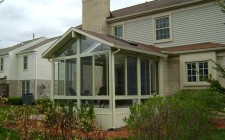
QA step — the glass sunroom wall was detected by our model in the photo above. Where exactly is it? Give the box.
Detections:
[54,60,65,96]
[55,38,78,57]
[114,53,159,108]
[53,34,110,108]
[95,54,108,96]
[81,56,93,96]
[66,59,77,96]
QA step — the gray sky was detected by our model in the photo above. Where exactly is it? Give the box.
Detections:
[0,0,147,48]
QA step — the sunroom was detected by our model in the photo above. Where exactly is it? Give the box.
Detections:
[42,28,167,129]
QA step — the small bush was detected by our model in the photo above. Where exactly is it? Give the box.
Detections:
[34,98,52,114]
[0,97,8,105]
[125,89,221,140]
[7,97,22,105]
[34,98,51,105]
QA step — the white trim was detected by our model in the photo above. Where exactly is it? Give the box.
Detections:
[180,52,217,88]
[112,24,124,39]
[42,27,167,59]
[23,55,28,71]
[153,13,173,44]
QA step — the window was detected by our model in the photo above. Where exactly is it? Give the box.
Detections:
[154,15,171,42]
[186,61,208,83]
[0,58,3,72]
[23,56,28,70]
[141,59,158,95]
[66,59,77,96]
[113,25,123,38]
[81,56,93,96]
[127,56,137,95]
[22,81,30,94]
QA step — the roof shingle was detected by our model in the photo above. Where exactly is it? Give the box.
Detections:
[0,37,44,55]
[81,29,161,53]
[161,42,225,53]
[110,0,201,19]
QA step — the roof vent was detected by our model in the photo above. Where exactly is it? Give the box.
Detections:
[129,42,138,46]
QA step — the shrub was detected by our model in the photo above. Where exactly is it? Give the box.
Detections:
[34,98,51,105]
[0,97,8,105]
[7,97,22,105]
[34,98,52,114]
[175,89,225,113]
[125,89,220,140]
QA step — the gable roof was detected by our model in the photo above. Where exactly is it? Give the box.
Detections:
[42,27,167,58]
[19,37,60,53]
[0,37,45,56]
[81,29,161,53]
[161,42,225,54]
[108,0,208,22]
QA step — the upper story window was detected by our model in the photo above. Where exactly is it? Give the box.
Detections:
[113,25,123,39]
[23,56,28,70]
[186,61,208,83]
[0,58,3,72]
[154,15,172,43]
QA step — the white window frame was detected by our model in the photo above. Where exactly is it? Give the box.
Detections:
[112,24,124,39]
[153,14,172,43]
[186,61,209,83]
[22,81,30,94]
[0,57,3,72]
[23,55,28,70]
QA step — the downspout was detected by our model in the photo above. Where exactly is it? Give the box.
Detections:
[112,48,120,129]
[35,52,38,99]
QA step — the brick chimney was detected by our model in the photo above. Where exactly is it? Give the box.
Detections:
[82,0,110,34]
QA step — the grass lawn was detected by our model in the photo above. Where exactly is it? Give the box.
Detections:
[210,129,225,140]
[0,126,20,140]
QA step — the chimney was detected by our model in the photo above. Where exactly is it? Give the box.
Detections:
[82,0,110,34]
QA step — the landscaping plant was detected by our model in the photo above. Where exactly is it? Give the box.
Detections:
[125,89,224,140]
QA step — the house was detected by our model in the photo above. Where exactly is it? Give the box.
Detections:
[42,0,225,129]
[0,37,59,99]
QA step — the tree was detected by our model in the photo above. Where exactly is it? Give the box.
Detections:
[217,0,225,12]
[206,59,225,94]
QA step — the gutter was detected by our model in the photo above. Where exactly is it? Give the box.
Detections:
[107,0,207,23]
[114,44,168,57]
[0,53,9,56]
[160,46,225,55]
[35,52,38,100]
[16,50,36,55]
[111,48,120,129]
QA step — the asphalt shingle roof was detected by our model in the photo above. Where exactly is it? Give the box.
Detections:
[110,0,200,19]
[0,37,44,55]
[161,42,225,53]
[21,36,60,52]
[81,29,161,53]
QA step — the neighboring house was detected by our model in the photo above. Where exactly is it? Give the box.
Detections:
[42,0,225,129]
[0,37,59,99]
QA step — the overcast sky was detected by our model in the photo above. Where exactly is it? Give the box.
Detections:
[0,0,148,48]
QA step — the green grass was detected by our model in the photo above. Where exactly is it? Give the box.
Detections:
[210,129,225,140]
[0,126,20,140]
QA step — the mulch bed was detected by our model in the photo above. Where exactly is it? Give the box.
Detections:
[3,118,225,139]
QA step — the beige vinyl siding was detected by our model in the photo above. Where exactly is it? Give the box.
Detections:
[18,54,36,80]
[108,25,112,35]
[8,38,46,80]
[109,3,225,48]
[124,18,153,44]
[36,41,55,80]
[157,4,225,48]
[0,56,9,78]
